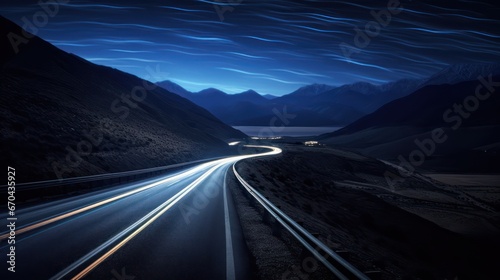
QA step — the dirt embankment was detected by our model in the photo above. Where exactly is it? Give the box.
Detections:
[230,144,500,279]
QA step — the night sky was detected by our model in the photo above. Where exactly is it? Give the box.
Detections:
[2,0,500,95]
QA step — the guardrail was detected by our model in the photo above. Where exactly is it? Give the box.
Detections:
[0,156,225,203]
[232,164,370,280]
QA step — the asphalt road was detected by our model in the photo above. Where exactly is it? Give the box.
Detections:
[0,146,281,280]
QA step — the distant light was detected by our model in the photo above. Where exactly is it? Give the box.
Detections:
[228,141,241,146]
[304,141,319,146]
[250,136,282,140]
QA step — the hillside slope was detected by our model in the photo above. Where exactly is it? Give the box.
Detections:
[321,76,500,173]
[0,16,246,182]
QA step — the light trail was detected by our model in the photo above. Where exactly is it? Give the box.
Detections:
[67,162,227,280]
[67,145,281,279]
[0,160,220,241]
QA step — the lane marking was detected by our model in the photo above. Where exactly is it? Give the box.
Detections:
[223,169,236,280]
[1,146,282,240]
[61,147,282,279]
[51,163,224,280]
[0,162,217,241]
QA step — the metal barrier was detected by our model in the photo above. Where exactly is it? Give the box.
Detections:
[232,164,370,280]
[0,156,225,203]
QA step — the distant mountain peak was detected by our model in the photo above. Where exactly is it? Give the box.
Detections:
[197,88,228,96]
[156,80,191,97]
[350,81,373,86]
[333,81,380,96]
[157,80,176,86]
[425,63,500,86]
[289,83,336,96]
[233,89,268,103]
[238,89,260,96]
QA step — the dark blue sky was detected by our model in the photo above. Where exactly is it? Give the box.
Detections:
[2,0,500,95]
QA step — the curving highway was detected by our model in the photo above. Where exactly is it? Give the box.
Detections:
[0,146,281,280]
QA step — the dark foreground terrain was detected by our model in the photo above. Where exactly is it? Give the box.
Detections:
[231,144,500,279]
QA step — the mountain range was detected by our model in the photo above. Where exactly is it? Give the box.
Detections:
[321,70,500,173]
[3,11,499,179]
[157,62,500,173]
[158,63,500,127]
[0,16,245,182]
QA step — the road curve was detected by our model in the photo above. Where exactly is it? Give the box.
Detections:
[0,146,281,280]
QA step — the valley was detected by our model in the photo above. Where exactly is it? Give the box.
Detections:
[1,1,500,279]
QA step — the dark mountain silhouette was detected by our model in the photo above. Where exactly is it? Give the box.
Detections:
[158,79,424,126]
[321,75,500,173]
[263,94,278,100]
[188,88,270,124]
[308,79,424,114]
[155,80,191,98]
[158,65,500,128]
[423,63,500,87]
[258,79,424,126]
[0,16,246,182]
[155,83,272,125]
[286,83,336,97]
